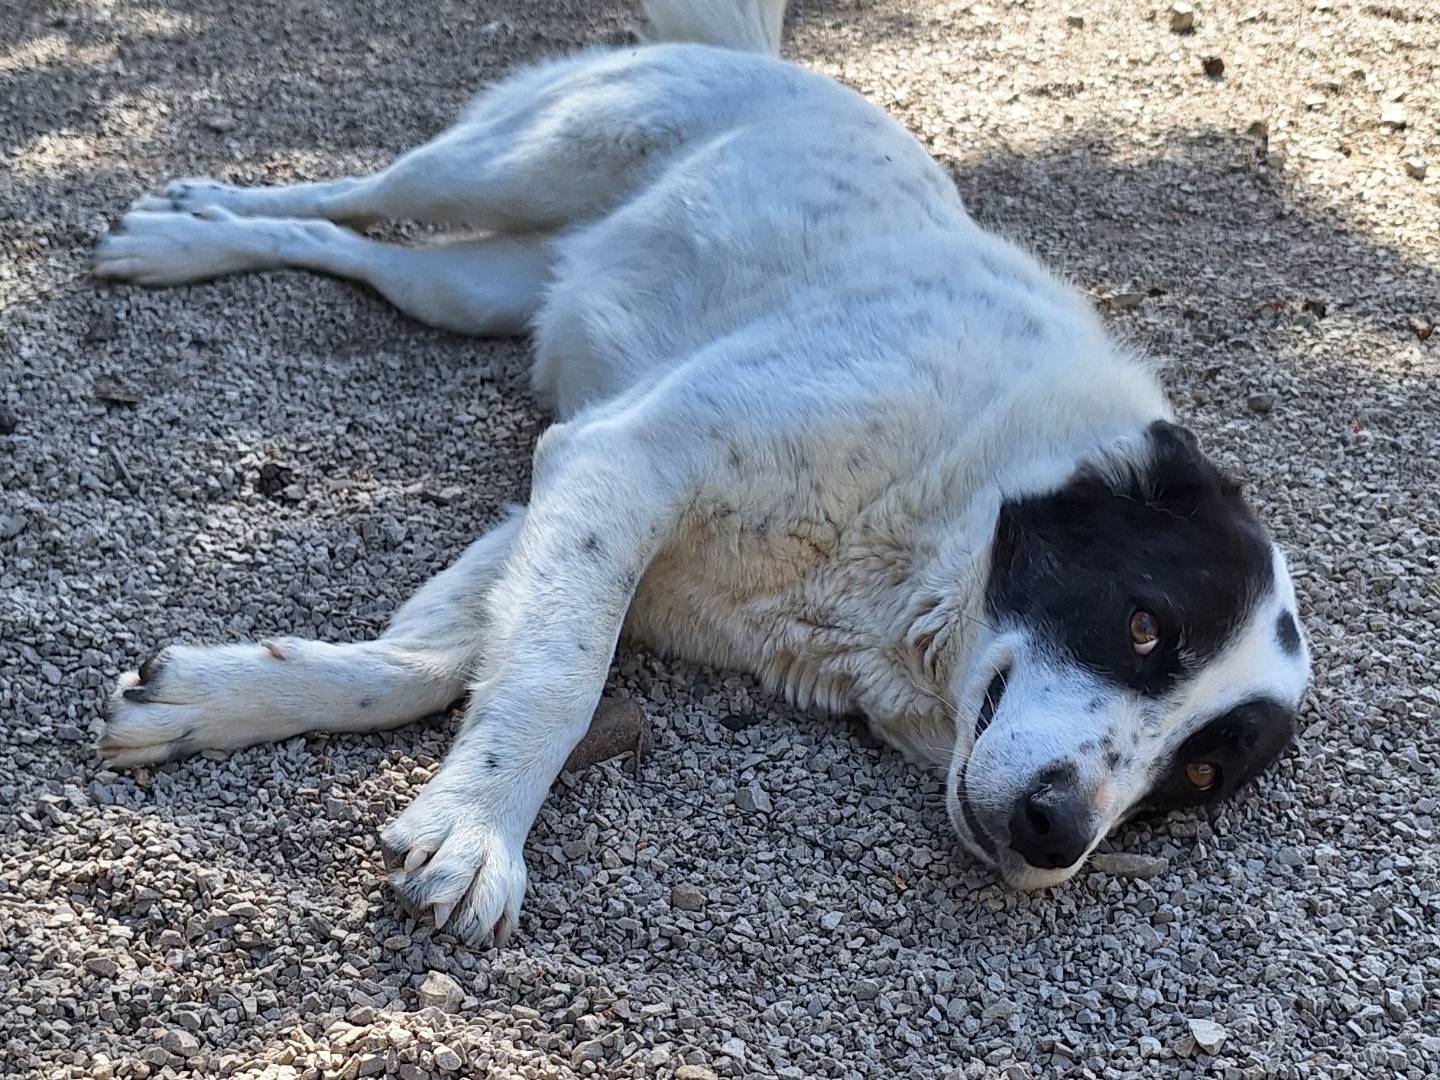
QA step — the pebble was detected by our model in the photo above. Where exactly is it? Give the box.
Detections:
[1380,103,1408,129]
[1404,158,1427,180]
[160,1030,200,1056]
[1188,1019,1228,1054]
[1169,2,1195,33]
[416,972,464,1013]
[1089,852,1169,879]
[1246,391,1276,414]
[204,113,238,133]
[430,1044,462,1072]
[670,883,707,912]
[571,1040,605,1065]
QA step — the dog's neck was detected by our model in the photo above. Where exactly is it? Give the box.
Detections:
[854,347,1173,766]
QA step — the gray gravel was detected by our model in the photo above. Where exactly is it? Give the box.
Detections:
[3,0,1439,1077]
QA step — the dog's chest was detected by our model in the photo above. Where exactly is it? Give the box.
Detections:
[623,452,956,759]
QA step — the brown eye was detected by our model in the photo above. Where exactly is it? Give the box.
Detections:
[1185,762,1218,791]
[1130,610,1160,655]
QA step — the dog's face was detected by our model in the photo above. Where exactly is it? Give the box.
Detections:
[946,421,1310,888]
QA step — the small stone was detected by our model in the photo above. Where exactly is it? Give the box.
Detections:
[1380,103,1408,129]
[1066,13,1084,27]
[675,1068,718,1080]
[421,485,466,505]
[1111,291,1145,310]
[670,883,707,912]
[204,113,238,133]
[431,1044,462,1072]
[93,375,143,405]
[1246,391,1276,414]
[1202,56,1224,78]
[854,979,881,1002]
[416,971,464,1013]
[571,1040,605,1065]
[1139,1035,1163,1059]
[819,910,844,930]
[84,957,119,978]
[0,404,17,435]
[356,1054,386,1077]
[735,781,773,813]
[1090,852,1169,880]
[1404,158,1427,180]
[161,1030,200,1056]
[1169,2,1195,33]
[0,513,26,540]
[1188,1018,1228,1054]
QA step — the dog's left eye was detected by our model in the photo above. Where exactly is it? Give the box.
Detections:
[1185,762,1218,791]
[1129,610,1160,655]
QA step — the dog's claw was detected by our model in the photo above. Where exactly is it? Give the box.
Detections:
[404,846,430,873]
[432,902,454,930]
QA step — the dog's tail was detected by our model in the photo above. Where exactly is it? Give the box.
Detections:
[641,0,787,55]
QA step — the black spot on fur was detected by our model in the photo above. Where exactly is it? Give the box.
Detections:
[985,421,1274,695]
[485,755,499,770]
[1276,611,1301,655]
[582,533,603,558]
[1105,749,1122,770]
[358,698,373,709]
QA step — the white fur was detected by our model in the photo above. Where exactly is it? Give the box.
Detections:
[95,0,1306,944]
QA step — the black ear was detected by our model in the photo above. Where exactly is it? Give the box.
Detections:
[1144,421,1243,509]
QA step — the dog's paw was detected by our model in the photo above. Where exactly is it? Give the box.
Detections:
[94,207,254,287]
[129,178,249,215]
[99,648,206,767]
[98,641,292,767]
[382,781,528,949]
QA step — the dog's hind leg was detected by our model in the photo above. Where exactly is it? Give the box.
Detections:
[99,513,522,768]
[94,208,551,336]
[129,48,792,232]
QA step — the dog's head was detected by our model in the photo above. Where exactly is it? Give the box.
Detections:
[946,420,1309,888]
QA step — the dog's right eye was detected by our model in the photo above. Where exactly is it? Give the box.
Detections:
[1129,610,1160,655]
[1184,762,1218,792]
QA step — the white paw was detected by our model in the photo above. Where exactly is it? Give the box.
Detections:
[98,641,292,767]
[93,206,254,287]
[381,775,529,948]
[130,177,251,215]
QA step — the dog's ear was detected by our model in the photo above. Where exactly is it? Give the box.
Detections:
[1142,421,1245,510]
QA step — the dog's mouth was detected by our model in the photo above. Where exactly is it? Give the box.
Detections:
[955,667,1011,861]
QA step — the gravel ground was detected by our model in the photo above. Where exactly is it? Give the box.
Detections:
[3,1,1438,1077]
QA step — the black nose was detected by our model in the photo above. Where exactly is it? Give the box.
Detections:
[1008,774,1095,870]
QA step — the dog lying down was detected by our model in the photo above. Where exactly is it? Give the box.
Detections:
[94,0,1310,945]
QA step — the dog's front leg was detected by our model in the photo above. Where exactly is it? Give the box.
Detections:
[379,417,688,947]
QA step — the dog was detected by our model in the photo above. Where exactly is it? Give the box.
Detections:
[94,0,1311,946]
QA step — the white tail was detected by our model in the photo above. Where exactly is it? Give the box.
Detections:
[641,0,788,55]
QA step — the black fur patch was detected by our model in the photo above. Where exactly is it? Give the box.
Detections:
[1134,697,1295,815]
[1276,611,1301,655]
[985,421,1274,695]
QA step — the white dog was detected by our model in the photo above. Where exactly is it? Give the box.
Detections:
[95,0,1310,946]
